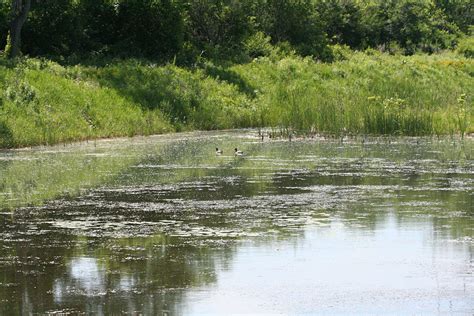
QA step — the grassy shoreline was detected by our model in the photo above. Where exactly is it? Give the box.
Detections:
[0,51,472,149]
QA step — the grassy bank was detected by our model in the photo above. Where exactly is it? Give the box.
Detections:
[0,59,173,148]
[233,51,473,137]
[0,51,472,148]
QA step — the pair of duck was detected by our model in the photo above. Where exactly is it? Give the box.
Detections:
[216,148,244,156]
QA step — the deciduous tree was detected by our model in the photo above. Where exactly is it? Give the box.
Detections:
[5,0,31,58]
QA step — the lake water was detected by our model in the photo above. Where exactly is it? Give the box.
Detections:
[0,131,473,315]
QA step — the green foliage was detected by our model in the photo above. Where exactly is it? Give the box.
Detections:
[75,0,119,53]
[232,52,473,136]
[329,44,353,61]
[0,58,172,147]
[0,0,472,61]
[250,0,330,58]
[244,31,274,59]
[3,33,11,57]
[455,93,470,138]
[23,0,81,56]
[434,0,474,34]
[82,60,256,130]
[0,1,9,50]
[456,36,474,58]
[0,56,257,147]
[362,0,460,54]
[3,62,37,106]
[184,0,251,61]
[315,0,365,48]
[114,0,183,59]
[0,0,472,149]
[0,52,472,148]
[5,80,37,105]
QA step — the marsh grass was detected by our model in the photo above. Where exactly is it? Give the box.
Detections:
[0,52,472,148]
[233,52,473,137]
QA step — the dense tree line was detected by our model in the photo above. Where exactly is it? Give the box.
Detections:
[0,0,472,62]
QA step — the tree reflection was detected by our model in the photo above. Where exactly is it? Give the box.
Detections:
[0,133,472,313]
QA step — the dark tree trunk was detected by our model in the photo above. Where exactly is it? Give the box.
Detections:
[5,0,31,58]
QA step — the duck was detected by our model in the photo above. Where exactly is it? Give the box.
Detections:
[234,148,244,156]
[215,148,223,155]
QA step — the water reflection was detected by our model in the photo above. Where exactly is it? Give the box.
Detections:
[0,131,473,314]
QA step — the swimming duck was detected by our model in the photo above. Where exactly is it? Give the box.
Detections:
[234,148,244,156]
[215,148,223,155]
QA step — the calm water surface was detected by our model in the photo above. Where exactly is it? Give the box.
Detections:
[0,131,473,315]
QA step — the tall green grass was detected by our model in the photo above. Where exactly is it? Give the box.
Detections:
[0,58,258,148]
[77,60,257,130]
[0,59,173,147]
[233,51,473,137]
[0,51,472,148]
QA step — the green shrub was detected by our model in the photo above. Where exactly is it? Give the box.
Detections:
[244,31,274,59]
[5,81,37,106]
[457,36,474,58]
[329,44,353,61]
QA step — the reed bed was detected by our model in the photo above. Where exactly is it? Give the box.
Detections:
[234,51,473,137]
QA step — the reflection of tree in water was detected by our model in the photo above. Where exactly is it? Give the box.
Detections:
[0,214,75,315]
[0,134,472,313]
[0,209,242,314]
[50,236,239,315]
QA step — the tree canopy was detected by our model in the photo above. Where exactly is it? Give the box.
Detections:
[0,0,472,61]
